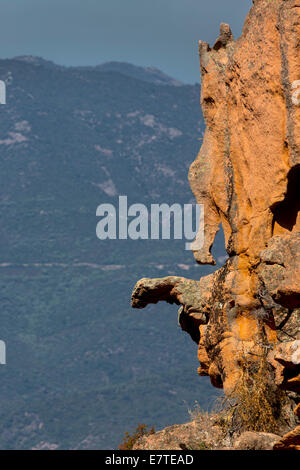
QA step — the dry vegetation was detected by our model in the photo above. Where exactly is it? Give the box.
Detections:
[214,355,285,436]
[118,424,155,450]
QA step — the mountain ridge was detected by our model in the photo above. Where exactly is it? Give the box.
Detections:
[0,56,223,449]
[9,56,187,86]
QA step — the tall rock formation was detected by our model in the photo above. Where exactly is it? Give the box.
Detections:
[131,0,300,439]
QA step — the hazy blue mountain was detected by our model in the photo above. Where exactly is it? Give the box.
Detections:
[0,57,225,449]
[12,57,184,86]
[92,61,184,86]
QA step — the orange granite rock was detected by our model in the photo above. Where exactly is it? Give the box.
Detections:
[131,0,300,433]
[273,425,300,451]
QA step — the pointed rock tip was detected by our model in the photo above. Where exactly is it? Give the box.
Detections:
[212,23,234,51]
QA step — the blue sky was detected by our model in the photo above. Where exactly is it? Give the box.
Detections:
[0,0,252,83]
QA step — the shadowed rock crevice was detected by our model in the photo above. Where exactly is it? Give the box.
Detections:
[272,165,300,233]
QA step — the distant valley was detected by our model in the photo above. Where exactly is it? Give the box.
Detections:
[0,57,224,449]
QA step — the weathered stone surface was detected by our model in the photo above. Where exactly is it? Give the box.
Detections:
[191,1,300,268]
[131,0,300,443]
[273,425,300,450]
[233,431,281,451]
[131,276,212,343]
[132,415,228,450]
[259,233,300,309]
[132,418,282,451]
[269,340,300,392]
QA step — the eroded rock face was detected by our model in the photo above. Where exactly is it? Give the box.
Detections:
[273,425,300,451]
[233,431,282,451]
[258,233,300,310]
[131,0,300,434]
